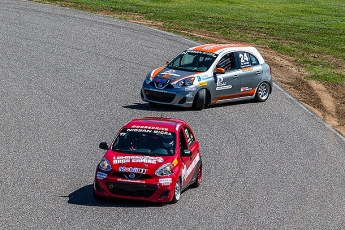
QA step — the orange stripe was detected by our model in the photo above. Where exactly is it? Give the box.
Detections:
[151,66,165,78]
[192,44,248,53]
[213,88,256,103]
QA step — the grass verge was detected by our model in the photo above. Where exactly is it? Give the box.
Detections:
[32,0,344,83]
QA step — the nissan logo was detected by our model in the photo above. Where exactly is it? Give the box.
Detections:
[128,173,135,179]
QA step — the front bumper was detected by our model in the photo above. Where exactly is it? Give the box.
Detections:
[93,170,178,203]
[141,82,197,108]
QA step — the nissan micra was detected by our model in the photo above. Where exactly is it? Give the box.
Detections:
[141,44,272,110]
[93,117,202,204]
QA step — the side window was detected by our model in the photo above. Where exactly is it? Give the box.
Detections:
[179,129,188,151]
[216,53,235,71]
[249,53,259,66]
[238,52,259,68]
[183,127,195,146]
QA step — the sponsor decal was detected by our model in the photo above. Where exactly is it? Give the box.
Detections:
[117,178,145,183]
[197,75,212,81]
[216,85,233,90]
[185,86,196,91]
[113,156,164,164]
[96,172,107,180]
[241,67,253,72]
[154,78,171,84]
[147,89,168,93]
[182,154,200,181]
[159,178,172,186]
[161,69,180,77]
[131,125,168,131]
[199,81,207,86]
[119,166,147,174]
[216,76,232,90]
[185,92,194,98]
[241,87,253,92]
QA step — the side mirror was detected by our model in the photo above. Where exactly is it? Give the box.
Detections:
[215,67,225,74]
[182,149,192,156]
[166,60,171,64]
[99,142,109,150]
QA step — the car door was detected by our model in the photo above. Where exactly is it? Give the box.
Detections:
[179,126,200,188]
[213,52,242,99]
[236,51,263,96]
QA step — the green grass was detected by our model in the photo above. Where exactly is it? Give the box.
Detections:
[34,0,345,83]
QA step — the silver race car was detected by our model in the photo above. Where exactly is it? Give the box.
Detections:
[141,44,272,110]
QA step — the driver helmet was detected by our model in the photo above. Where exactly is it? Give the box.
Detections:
[162,135,174,148]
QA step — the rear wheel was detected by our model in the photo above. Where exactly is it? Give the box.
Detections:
[192,162,202,188]
[255,82,270,102]
[194,89,206,110]
[170,179,181,204]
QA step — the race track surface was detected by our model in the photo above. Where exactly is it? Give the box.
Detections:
[1,0,345,229]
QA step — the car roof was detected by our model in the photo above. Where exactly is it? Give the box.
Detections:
[189,44,257,55]
[123,117,187,132]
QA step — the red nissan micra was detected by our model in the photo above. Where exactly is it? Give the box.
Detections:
[93,117,202,203]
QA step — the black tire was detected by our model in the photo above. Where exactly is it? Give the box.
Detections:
[254,82,270,102]
[191,162,202,188]
[170,178,181,204]
[149,102,158,107]
[194,89,206,110]
[93,188,104,201]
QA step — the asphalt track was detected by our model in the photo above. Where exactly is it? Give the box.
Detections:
[1,0,345,229]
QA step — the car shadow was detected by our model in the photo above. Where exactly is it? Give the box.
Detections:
[124,100,258,112]
[67,184,166,207]
[122,103,189,112]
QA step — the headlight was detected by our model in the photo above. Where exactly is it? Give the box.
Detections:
[155,163,174,176]
[176,77,195,87]
[145,73,152,84]
[98,157,112,172]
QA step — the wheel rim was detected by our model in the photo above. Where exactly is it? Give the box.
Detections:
[174,180,181,200]
[197,165,202,184]
[258,83,269,100]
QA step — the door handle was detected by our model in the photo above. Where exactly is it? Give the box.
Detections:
[256,71,261,75]
[233,75,238,79]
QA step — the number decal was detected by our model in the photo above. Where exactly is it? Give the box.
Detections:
[239,53,249,63]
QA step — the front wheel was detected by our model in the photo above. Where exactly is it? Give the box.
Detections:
[194,89,206,110]
[93,188,104,201]
[191,162,202,188]
[170,179,181,204]
[254,82,270,102]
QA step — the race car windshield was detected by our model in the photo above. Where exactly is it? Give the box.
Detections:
[167,51,217,72]
[111,128,176,156]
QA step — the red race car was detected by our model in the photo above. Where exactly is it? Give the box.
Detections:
[93,117,202,203]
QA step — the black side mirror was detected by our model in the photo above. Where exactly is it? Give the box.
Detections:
[182,149,192,156]
[99,142,109,150]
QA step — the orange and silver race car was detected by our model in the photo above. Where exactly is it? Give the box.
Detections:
[141,44,272,110]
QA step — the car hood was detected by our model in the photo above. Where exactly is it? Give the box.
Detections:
[150,66,200,83]
[104,150,174,170]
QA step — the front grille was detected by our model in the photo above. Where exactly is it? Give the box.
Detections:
[145,90,175,103]
[112,172,153,180]
[149,82,174,89]
[106,182,157,198]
